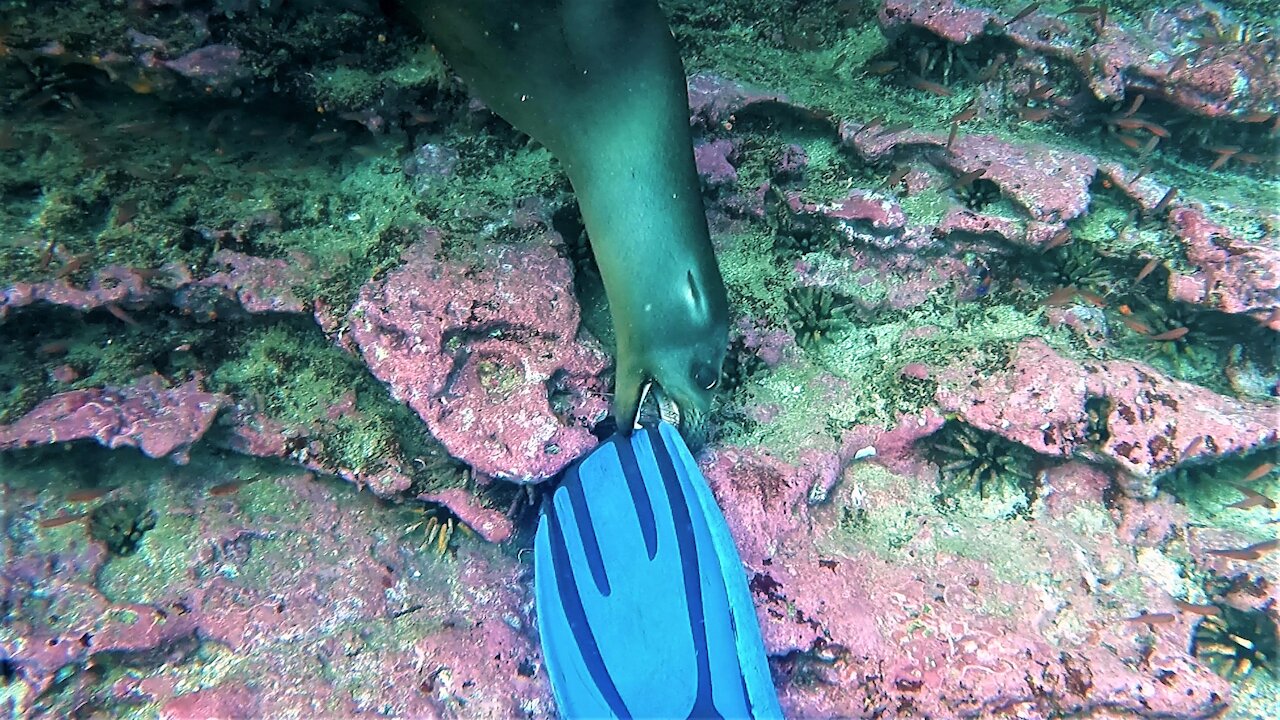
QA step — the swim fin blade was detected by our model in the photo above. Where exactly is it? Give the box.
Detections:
[534,422,783,719]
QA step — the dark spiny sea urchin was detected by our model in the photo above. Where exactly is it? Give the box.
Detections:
[957,177,1001,212]
[1045,240,1114,294]
[785,286,856,350]
[719,337,766,393]
[765,185,842,261]
[88,500,156,556]
[927,421,1038,502]
[1192,606,1277,681]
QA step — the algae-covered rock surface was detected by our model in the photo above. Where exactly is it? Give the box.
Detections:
[2,1,1277,717]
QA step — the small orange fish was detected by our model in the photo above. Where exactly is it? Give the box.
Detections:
[1077,289,1106,308]
[1226,486,1276,510]
[1043,228,1073,251]
[1045,286,1078,306]
[38,513,87,529]
[1122,94,1146,117]
[874,123,913,136]
[1206,548,1261,561]
[209,481,243,497]
[67,487,113,503]
[1244,539,1278,555]
[1006,2,1042,26]
[951,102,979,125]
[1136,120,1170,138]
[1109,116,1149,131]
[1181,436,1205,457]
[1241,462,1275,483]
[1152,184,1177,212]
[1125,612,1176,625]
[105,303,140,327]
[1134,257,1160,284]
[1121,317,1152,335]
[1173,600,1221,617]
[1207,151,1237,172]
[1148,326,1188,342]
[37,340,71,356]
[863,60,900,76]
[1017,106,1053,122]
[1115,133,1144,151]
[905,75,953,97]
[951,168,987,190]
[881,165,910,190]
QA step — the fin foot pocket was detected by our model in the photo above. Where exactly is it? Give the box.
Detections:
[535,422,783,719]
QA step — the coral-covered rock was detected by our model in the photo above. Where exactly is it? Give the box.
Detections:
[419,488,513,543]
[842,125,1097,225]
[686,73,791,129]
[881,0,1280,118]
[0,375,227,463]
[820,190,908,239]
[933,338,1279,493]
[693,138,739,188]
[188,249,314,315]
[1164,207,1280,319]
[0,464,548,719]
[3,249,316,323]
[702,446,1232,718]
[0,265,164,321]
[349,229,609,483]
[941,135,1097,223]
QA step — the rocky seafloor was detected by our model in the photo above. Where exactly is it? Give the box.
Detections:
[1,1,1277,718]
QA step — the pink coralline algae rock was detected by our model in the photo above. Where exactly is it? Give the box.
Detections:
[1164,207,1280,319]
[693,138,739,188]
[820,190,907,239]
[941,135,1097,223]
[0,265,162,321]
[935,207,1065,250]
[933,338,1278,492]
[192,249,314,314]
[701,447,1230,719]
[839,127,1096,225]
[1,467,550,718]
[350,230,609,483]
[218,400,416,500]
[881,0,1280,118]
[419,489,513,543]
[2,581,202,700]
[0,375,227,463]
[686,72,790,129]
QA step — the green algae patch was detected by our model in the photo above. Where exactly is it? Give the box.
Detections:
[208,319,434,481]
[717,228,792,323]
[309,48,446,109]
[98,510,201,605]
[820,462,933,557]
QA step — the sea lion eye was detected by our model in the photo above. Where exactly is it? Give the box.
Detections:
[692,362,719,391]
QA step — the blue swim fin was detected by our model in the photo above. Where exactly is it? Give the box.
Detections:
[534,422,782,719]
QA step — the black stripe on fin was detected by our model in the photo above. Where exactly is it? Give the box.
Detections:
[546,491,632,719]
[615,432,659,560]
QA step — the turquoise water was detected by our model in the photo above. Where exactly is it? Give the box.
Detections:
[1,1,1276,718]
